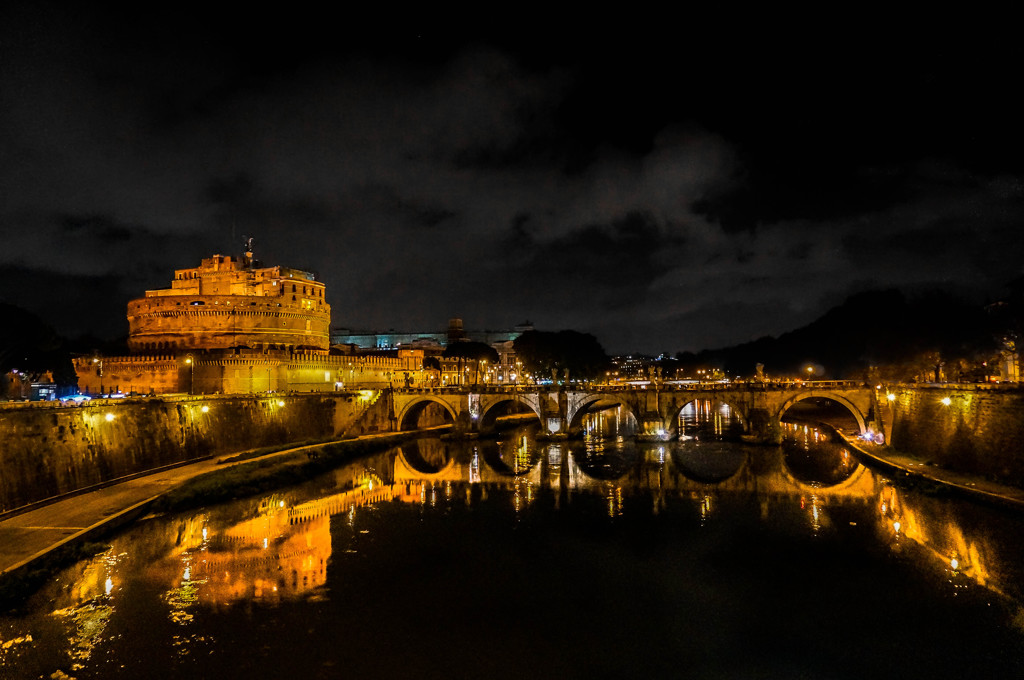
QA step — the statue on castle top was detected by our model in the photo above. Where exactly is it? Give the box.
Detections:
[242,236,255,267]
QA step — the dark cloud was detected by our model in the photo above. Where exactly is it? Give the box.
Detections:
[60,215,133,243]
[0,265,130,340]
[2,10,1024,353]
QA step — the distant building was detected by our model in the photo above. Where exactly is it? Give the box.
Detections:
[332,319,533,386]
[332,318,533,351]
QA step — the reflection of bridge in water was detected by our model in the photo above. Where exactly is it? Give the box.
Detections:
[386,433,879,510]
[276,427,880,529]
[50,426,1016,626]
[388,382,883,441]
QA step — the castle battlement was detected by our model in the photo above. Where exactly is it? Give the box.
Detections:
[127,253,330,353]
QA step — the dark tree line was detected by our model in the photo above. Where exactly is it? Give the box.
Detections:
[513,330,609,381]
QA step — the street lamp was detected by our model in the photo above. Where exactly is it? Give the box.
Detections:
[185,354,194,395]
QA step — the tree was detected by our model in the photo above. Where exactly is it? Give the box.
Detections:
[443,341,499,386]
[513,330,609,382]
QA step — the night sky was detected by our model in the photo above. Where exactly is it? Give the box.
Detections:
[2,8,1023,354]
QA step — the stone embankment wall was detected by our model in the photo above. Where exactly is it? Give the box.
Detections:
[0,392,392,513]
[888,385,1024,486]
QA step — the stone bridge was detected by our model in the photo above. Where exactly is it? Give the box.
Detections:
[387,381,882,442]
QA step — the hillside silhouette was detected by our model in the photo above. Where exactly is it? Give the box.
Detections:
[675,289,1003,380]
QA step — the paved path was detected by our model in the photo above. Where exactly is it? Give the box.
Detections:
[0,459,217,578]
[840,434,1024,510]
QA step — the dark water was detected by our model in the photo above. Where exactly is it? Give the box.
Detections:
[3,405,1024,679]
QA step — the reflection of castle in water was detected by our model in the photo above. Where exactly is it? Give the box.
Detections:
[51,422,1022,628]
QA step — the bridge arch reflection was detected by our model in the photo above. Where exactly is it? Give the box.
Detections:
[669,443,747,484]
[571,445,638,480]
[484,434,542,476]
[779,423,862,487]
[397,438,456,475]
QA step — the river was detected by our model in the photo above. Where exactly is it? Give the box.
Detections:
[2,402,1023,678]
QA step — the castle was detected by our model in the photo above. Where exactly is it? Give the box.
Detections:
[74,247,431,395]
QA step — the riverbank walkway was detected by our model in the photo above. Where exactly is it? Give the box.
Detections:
[2,432,1024,584]
[0,432,414,582]
[841,435,1024,511]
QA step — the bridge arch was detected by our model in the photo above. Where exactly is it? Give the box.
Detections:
[566,394,639,433]
[775,391,867,434]
[478,395,543,430]
[672,396,748,439]
[396,396,458,431]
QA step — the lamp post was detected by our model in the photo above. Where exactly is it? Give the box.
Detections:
[185,354,194,395]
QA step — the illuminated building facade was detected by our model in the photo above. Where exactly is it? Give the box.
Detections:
[332,318,533,351]
[73,248,434,395]
[128,252,330,353]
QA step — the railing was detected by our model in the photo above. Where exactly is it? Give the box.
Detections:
[387,380,870,395]
[7,380,1020,412]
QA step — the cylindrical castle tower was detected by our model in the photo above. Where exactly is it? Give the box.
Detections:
[127,253,331,353]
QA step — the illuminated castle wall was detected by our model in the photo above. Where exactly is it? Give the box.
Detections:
[127,253,330,353]
[73,250,434,395]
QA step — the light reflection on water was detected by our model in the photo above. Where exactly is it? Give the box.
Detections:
[2,417,1024,678]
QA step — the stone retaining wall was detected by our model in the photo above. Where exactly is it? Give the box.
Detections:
[888,385,1024,486]
[0,393,378,512]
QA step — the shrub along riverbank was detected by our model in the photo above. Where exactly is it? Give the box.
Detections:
[151,429,440,513]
